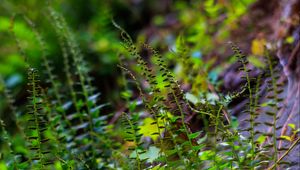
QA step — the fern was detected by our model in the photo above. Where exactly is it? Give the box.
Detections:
[115,25,299,169]
[116,23,215,168]
[121,112,148,170]
[0,120,18,169]
[25,16,72,124]
[5,8,116,169]
[229,43,299,169]
[25,67,56,168]
[1,2,299,169]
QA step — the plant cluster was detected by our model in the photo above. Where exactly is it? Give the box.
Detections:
[0,7,116,170]
[0,4,299,170]
[111,25,299,169]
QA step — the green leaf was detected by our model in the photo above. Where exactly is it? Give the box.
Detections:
[188,131,201,139]
[143,146,160,163]
[279,136,291,141]
[248,55,265,68]
[165,149,177,156]
[139,117,163,141]
[76,100,84,109]
[199,150,214,161]
[54,161,63,170]
[256,135,266,144]
[0,162,7,170]
[285,36,294,44]
[121,90,132,100]
[149,164,165,170]
[129,101,137,112]
[288,123,295,130]
[230,116,239,129]
[192,145,204,151]
[170,116,180,123]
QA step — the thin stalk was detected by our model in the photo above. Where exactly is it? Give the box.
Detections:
[213,105,223,169]
[123,113,142,170]
[267,53,279,166]
[267,138,300,170]
[29,69,43,168]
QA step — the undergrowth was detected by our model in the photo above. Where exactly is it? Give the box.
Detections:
[112,23,299,170]
[0,8,299,170]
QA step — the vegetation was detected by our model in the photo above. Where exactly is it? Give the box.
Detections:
[0,0,299,169]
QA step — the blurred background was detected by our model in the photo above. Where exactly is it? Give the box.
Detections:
[0,0,256,116]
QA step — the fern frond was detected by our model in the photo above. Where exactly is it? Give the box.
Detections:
[263,49,284,168]
[121,112,147,170]
[26,67,56,168]
[0,120,19,169]
[23,15,74,129]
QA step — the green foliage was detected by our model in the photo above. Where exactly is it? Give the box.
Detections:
[113,25,299,169]
[0,1,299,170]
[0,7,117,169]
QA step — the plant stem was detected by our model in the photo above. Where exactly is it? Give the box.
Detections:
[267,138,300,170]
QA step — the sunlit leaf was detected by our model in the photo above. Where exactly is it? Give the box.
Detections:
[285,36,294,44]
[288,123,296,130]
[199,150,214,161]
[251,38,266,56]
[0,162,7,170]
[279,135,292,142]
[256,135,266,144]
[139,117,164,141]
